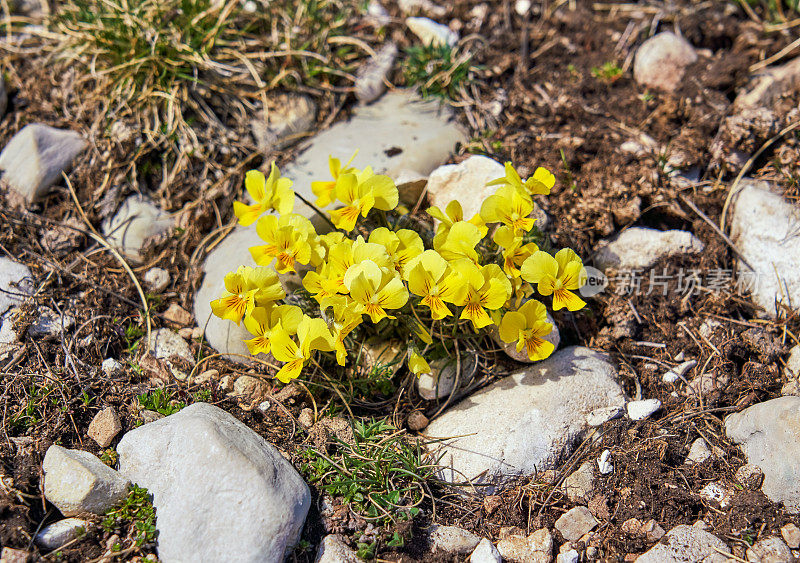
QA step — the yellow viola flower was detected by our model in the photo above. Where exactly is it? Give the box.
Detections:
[311,152,358,208]
[493,226,539,278]
[487,161,555,198]
[456,263,512,329]
[270,316,335,383]
[210,266,285,324]
[520,249,587,311]
[304,237,392,304]
[408,352,431,377]
[329,173,376,231]
[498,299,555,361]
[368,228,424,276]
[406,250,465,319]
[250,214,316,273]
[233,163,295,226]
[242,304,303,355]
[329,302,363,366]
[433,221,483,265]
[343,260,409,323]
[428,200,487,248]
[412,320,433,345]
[480,185,536,234]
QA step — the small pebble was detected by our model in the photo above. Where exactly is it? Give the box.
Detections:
[144,267,170,292]
[586,405,624,426]
[297,408,314,429]
[470,538,501,563]
[190,369,218,385]
[598,449,613,475]
[35,518,90,549]
[557,549,579,563]
[735,464,764,490]
[87,407,122,448]
[627,399,661,421]
[407,410,429,431]
[781,523,800,549]
[685,438,712,465]
[101,358,124,378]
[163,303,193,326]
[140,410,164,424]
[662,360,697,383]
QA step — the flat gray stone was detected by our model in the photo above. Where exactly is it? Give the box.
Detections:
[562,461,595,503]
[745,536,793,563]
[35,518,90,550]
[428,525,481,555]
[147,328,194,365]
[555,506,598,542]
[470,538,501,563]
[594,227,704,271]
[633,32,697,92]
[0,256,32,316]
[0,124,87,203]
[636,524,729,563]
[315,535,362,563]
[725,396,800,513]
[425,347,626,485]
[117,402,311,562]
[43,445,130,516]
[102,195,173,263]
[730,179,800,317]
[496,529,552,563]
[195,90,465,361]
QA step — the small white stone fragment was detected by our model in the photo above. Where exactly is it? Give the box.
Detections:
[35,518,90,550]
[148,328,195,365]
[662,359,697,383]
[586,405,624,426]
[143,267,170,293]
[0,257,33,316]
[555,506,598,542]
[355,42,397,104]
[27,307,75,338]
[627,399,661,421]
[315,534,362,562]
[366,1,391,26]
[429,525,481,555]
[469,538,501,563]
[87,407,122,448]
[598,449,613,475]
[514,0,530,15]
[686,438,712,465]
[633,31,697,92]
[557,549,580,563]
[43,445,130,516]
[406,17,458,47]
[101,358,124,378]
[699,482,733,508]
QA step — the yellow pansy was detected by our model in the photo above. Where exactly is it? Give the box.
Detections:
[480,185,536,234]
[329,302,363,366]
[433,221,484,265]
[269,316,335,383]
[456,263,512,329]
[406,250,465,320]
[233,164,295,226]
[368,228,424,276]
[427,200,487,248]
[343,260,409,323]
[210,266,285,324]
[498,299,555,361]
[311,152,358,208]
[408,352,431,377]
[242,304,303,355]
[493,226,539,278]
[487,161,555,198]
[520,249,587,311]
[329,172,399,231]
[250,214,316,273]
[412,320,433,345]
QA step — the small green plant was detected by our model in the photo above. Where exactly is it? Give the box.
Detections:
[192,389,213,403]
[402,44,475,99]
[356,540,377,560]
[299,419,434,525]
[124,322,144,353]
[591,61,623,84]
[100,449,119,467]
[102,485,157,547]
[560,149,577,192]
[138,389,185,417]
[10,382,58,431]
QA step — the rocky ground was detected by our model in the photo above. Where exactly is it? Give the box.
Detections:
[3,0,800,562]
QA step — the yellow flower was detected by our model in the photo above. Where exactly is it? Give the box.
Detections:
[433,221,484,265]
[493,226,539,278]
[408,352,431,377]
[210,266,285,324]
[456,263,512,329]
[250,214,316,273]
[311,152,358,208]
[242,305,303,355]
[487,161,555,198]
[329,302,363,365]
[427,200,487,248]
[480,185,536,234]
[329,172,399,231]
[406,250,465,320]
[233,164,295,226]
[368,227,424,276]
[520,249,587,311]
[269,316,334,383]
[412,320,433,345]
[343,260,409,323]
[498,300,555,361]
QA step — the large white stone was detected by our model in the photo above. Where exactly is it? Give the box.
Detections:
[102,196,173,263]
[0,124,87,203]
[425,347,625,485]
[117,402,311,562]
[636,524,729,563]
[406,16,458,47]
[0,256,32,316]
[427,155,504,220]
[633,32,697,92]
[594,227,704,271]
[730,179,800,317]
[195,90,465,361]
[725,396,800,513]
[35,518,91,550]
[43,446,130,516]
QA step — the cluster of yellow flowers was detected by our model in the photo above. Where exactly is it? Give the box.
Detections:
[211,155,588,385]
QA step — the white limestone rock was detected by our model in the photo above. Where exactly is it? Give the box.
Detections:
[117,402,311,562]
[406,17,458,47]
[355,42,397,103]
[469,538,501,563]
[746,536,794,563]
[425,347,625,486]
[35,518,90,550]
[315,535,362,563]
[416,354,476,400]
[496,528,552,563]
[595,227,704,271]
[43,446,130,516]
[627,398,661,421]
[27,307,74,339]
[555,506,598,542]
[633,32,697,92]
[635,524,729,563]
[143,267,170,293]
[734,56,800,112]
[686,438,712,465]
[725,396,800,513]
[0,124,87,203]
[101,358,124,378]
[428,525,481,555]
[102,196,173,263]
[147,328,194,365]
[0,256,32,316]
